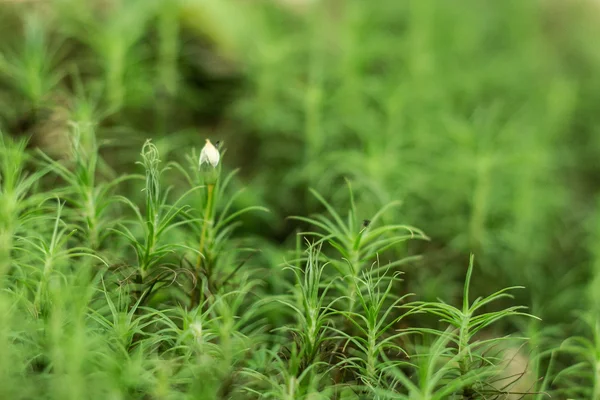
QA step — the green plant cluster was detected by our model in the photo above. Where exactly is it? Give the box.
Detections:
[2,0,600,398]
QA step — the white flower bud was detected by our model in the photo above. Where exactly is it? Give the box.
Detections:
[199,139,220,168]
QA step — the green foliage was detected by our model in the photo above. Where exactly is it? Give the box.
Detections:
[2,0,600,398]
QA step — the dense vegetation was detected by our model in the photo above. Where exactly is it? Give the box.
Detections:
[2,0,600,398]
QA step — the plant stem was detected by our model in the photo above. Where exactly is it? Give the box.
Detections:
[459,316,474,399]
[193,183,214,307]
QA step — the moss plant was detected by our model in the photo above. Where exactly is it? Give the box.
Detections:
[3,0,600,398]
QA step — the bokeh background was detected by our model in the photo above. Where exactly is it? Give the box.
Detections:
[3,0,600,395]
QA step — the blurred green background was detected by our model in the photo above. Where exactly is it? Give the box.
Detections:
[3,0,600,391]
